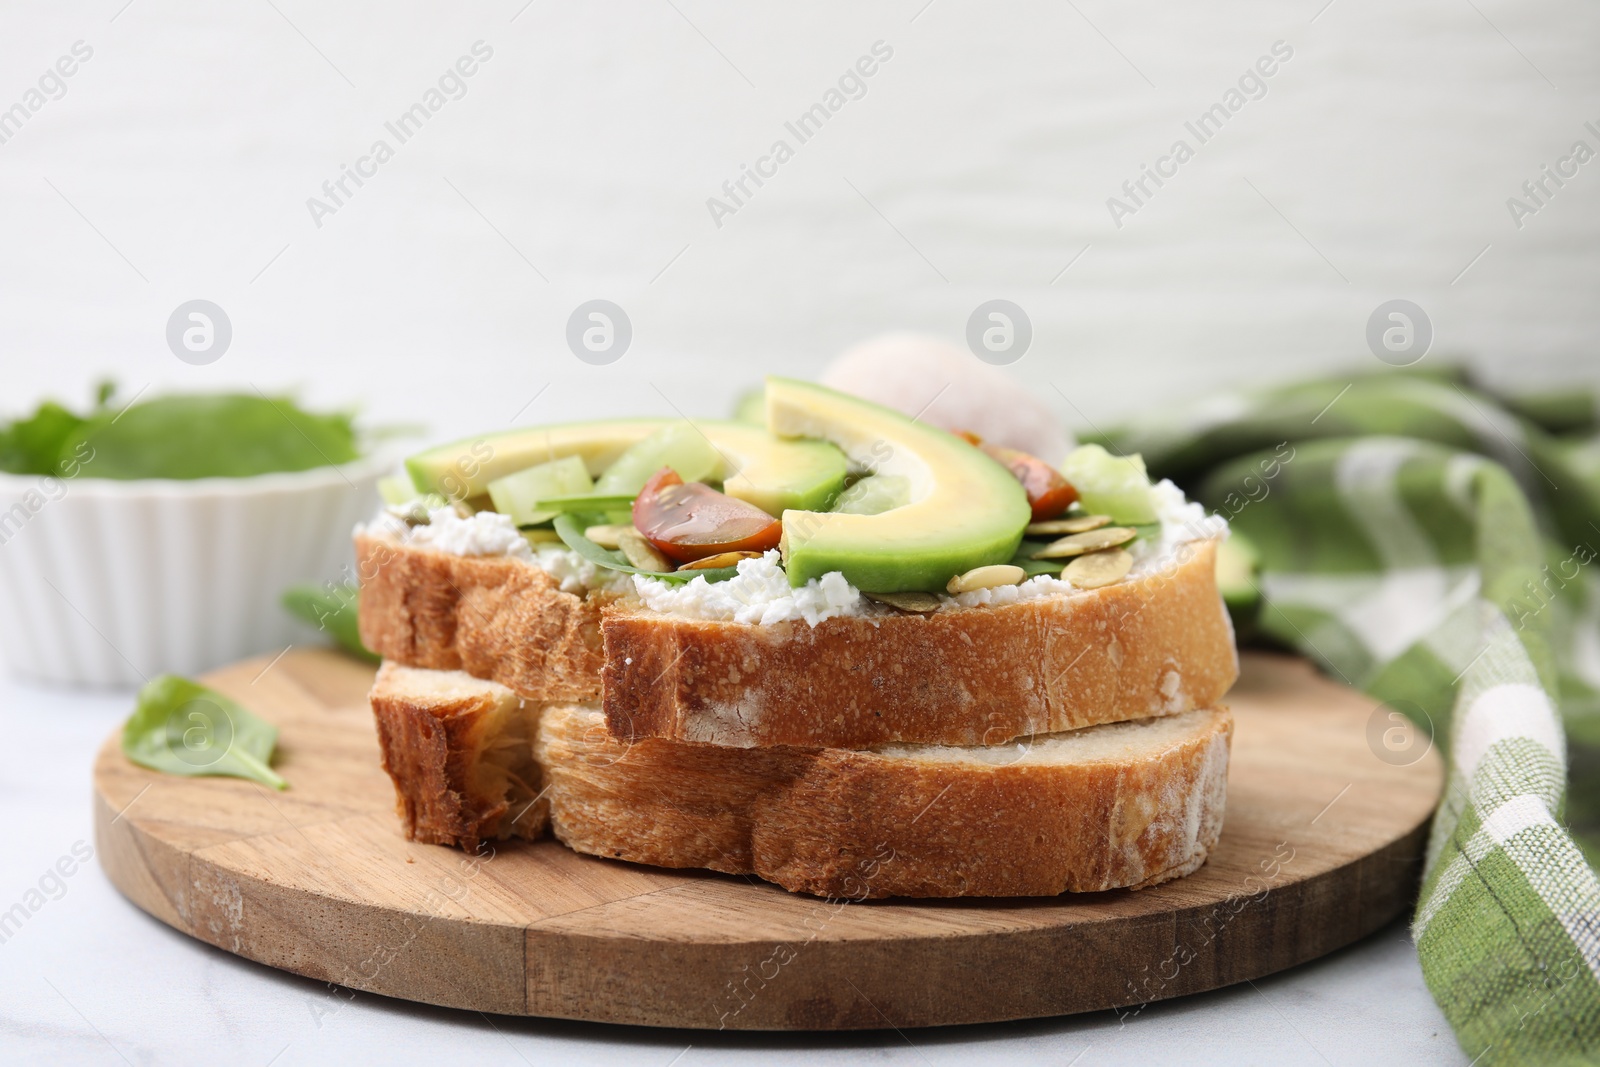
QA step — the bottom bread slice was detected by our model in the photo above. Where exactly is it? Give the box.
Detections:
[371,662,548,851]
[539,702,1232,898]
[370,662,1233,896]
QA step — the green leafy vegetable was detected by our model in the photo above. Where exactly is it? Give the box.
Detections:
[534,493,641,513]
[62,394,359,480]
[0,380,118,475]
[282,582,378,662]
[552,514,740,583]
[0,386,361,480]
[122,675,287,789]
[1010,554,1066,578]
[0,401,87,475]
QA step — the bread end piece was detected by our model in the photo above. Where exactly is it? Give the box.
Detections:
[369,662,548,852]
[356,534,606,704]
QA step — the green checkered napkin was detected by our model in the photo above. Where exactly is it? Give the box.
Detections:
[1094,366,1600,1066]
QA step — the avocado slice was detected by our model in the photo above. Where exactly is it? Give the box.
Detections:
[406,419,847,517]
[766,378,1031,592]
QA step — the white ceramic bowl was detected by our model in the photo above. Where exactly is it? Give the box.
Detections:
[0,455,388,687]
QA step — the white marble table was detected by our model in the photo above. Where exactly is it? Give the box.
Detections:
[0,670,1468,1067]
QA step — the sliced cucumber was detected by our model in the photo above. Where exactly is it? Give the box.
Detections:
[487,455,593,526]
[833,474,911,516]
[594,422,722,496]
[1215,531,1260,611]
[378,474,417,505]
[1060,444,1157,525]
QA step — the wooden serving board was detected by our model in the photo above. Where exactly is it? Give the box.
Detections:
[94,649,1442,1030]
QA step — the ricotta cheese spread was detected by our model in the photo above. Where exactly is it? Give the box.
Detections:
[631,551,867,626]
[360,506,533,560]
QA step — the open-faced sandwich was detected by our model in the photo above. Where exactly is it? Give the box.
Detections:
[357,377,1237,898]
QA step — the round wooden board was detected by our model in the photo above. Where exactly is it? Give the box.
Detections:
[94,649,1442,1031]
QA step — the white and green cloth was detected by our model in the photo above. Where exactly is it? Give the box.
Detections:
[1098,367,1600,1066]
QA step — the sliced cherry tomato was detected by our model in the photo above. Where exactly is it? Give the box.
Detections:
[956,431,1079,522]
[631,467,783,564]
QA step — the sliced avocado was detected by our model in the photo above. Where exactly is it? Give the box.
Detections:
[766,378,1030,592]
[833,474,910,515]
[406,419,847,516]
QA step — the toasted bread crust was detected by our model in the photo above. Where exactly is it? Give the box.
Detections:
[369,662,547,851]
[357,534,606,704]
[537,702,1233,898]
[605,538,1237,747]
[358,535,1236,749]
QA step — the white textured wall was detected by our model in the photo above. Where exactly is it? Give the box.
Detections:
[1,1,1596,441]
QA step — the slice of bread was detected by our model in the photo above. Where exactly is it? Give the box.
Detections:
[540,703,1232,898]
[357,534,1237,749]
[369,661,1233,898]
[357,535,609,705]
[370,662,549,851]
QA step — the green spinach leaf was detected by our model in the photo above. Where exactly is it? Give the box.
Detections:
[122,675,287,789]
[282,582,379,662]
[0,401,86,475]
[62,394,359,480]
[552,513,740,584]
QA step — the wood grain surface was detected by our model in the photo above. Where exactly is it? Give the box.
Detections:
[93,649,1443,1030]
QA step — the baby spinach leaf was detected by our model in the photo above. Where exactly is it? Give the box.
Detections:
[1011,556,1067,578]
[282,582,378,662]
[552,513,740,584]
[0,401,86,475]
[61,394,359,480]
[122,675,287,789]
[531,493,640,513]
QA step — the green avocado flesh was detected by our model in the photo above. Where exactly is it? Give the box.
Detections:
[766,378,1030,592]
[407,419,847,517]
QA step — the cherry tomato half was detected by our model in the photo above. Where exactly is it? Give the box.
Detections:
[957,431,1079,522]
[631,468,783,564]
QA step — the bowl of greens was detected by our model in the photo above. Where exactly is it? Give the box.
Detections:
[0,386,387,686]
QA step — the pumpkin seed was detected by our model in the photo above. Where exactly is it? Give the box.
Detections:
[946,564,1026,594]
[864,590,942,614]
[1064,548,1133,588]
[1026,514,1112,536]
[617,528,671,572]
[583,524,629,549]
[677,551,762,571]
[1030,526,1137,559]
